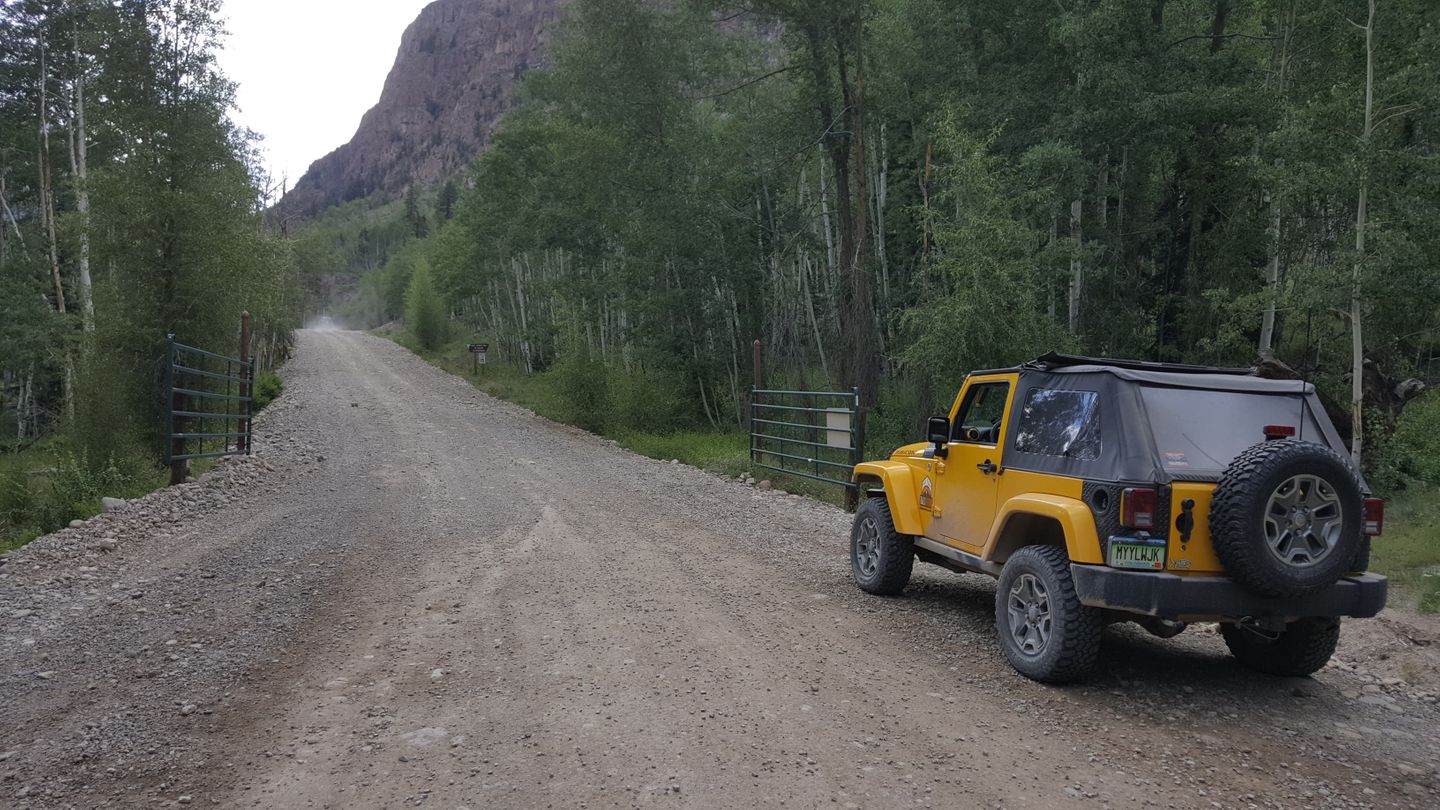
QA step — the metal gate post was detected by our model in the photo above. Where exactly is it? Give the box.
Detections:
[166,335,188,486]
[845,387,863,512]
[752,340,762,389]
[238,311,252,455]
[751,340,761,474]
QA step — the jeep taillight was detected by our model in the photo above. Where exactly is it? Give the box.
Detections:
[1263,424,1296,440]
[1121,488,1158,531]
[1363,498,1385,537]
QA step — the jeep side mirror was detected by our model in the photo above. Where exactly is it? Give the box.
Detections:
[927,416,951,448]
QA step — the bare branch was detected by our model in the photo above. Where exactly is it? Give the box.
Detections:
[691,63,801,101]
[1168,33,1280,49]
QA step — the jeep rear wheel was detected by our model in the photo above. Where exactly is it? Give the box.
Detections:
[850,497,913,595]
[995,546,1103,683]
[1210,440,1363,598]
[1221,618,1340,677]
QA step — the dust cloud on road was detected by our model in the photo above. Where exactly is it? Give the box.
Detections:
[2,330,1437,809]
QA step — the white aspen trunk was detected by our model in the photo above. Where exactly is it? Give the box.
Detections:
[1068,199,1083,335]
[619,301,632,371]
[873,124,890,319]
[488,279,507,364]
[818,152,837,282]
[1350,0,1377,466]
[70,34,93,333]
[1,161,22,255]
[509,259,532,374]
[19,372,32,441]
[1097,149,1109,228]
[799,253,830,378]
[1259,194,1282,357]
[37,44,64,316]
[1260,13,1294,359]
[1049,215,1059,322]
[920,142,933,276]
[724,282,744,428]
[1117,147,1128,242]
[38,41,74,424]
[696,372,718,430]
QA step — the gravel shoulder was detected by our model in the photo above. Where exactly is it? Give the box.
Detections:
[2,329,1438,809]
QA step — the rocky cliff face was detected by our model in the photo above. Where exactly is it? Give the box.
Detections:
[278,0,561,217]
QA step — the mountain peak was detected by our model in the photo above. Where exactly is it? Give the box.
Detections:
[278,0,560,217]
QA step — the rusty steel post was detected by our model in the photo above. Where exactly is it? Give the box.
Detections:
[752,339,762,390]
[238,311,252,455]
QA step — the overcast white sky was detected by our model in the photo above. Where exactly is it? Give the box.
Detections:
[216,0,435,190]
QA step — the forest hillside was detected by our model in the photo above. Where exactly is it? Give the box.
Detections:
[0,0,300,547]
[306,0,1439,488]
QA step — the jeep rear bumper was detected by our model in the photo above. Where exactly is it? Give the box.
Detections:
[1070,565,1387,621]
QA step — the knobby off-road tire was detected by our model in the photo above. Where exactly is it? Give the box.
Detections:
[1221,618,1341,677]
[994,546,1103,684]
[850,497,914,596]
[1209,440,1363,598]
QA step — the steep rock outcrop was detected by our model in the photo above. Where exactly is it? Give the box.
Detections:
[278,0,560,217]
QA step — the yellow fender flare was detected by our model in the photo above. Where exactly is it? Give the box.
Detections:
[982,493,1104,565]
[851,460,926,536]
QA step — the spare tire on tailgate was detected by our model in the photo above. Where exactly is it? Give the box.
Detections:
[1209,439,1362,598]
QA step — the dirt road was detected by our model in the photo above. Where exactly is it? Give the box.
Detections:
[3,330,1438,809]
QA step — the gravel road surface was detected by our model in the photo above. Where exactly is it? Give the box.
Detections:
[3,330,1438,809]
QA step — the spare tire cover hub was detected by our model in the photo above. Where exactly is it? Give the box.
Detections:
[1265,474,1343,567]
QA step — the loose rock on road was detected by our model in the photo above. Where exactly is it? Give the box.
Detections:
[2,330,1438,809]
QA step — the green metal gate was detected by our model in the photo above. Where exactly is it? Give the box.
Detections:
[750,387,865,510]
[164,332,253,483]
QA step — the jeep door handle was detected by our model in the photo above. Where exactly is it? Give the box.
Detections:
[977,460,998,475]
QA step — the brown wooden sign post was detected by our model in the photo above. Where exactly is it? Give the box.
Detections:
[468,343,489,376]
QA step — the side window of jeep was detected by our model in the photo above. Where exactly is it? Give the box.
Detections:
[1014,388,1102,460]
[952,383,1010,445]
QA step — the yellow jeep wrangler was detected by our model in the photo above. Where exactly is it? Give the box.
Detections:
[850,354,1387,683]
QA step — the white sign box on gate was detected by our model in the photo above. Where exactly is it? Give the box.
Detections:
[826,409,852,449]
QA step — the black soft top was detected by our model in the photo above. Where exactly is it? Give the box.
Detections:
[994,354,1355,485]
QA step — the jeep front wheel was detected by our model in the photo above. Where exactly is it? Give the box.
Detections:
[1220,618,1340,677]
[995,546,1103,683]
[850,497,913,595]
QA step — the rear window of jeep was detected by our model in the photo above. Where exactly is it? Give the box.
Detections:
[1141,386,1327,473]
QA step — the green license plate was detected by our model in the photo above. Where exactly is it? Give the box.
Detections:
[1107,537,1167,570]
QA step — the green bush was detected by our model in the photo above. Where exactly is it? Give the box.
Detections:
[253,370,284,411]
[1,446,157,551]
[0,462,40,544]
[549,350,610,433]
[863,378,935,458]
[38,451,148,528]
[609,364,690,433]
[1390,393,1440,485]
[404,259,449,351]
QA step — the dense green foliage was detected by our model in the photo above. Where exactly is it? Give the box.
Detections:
[404,259,449,351]
[0,440,159,550]
[252,370,284,412]
[1369,483,1440,613]
[1388,394,1440,485]
[1,0,302,546]
[329,0,1438,471]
